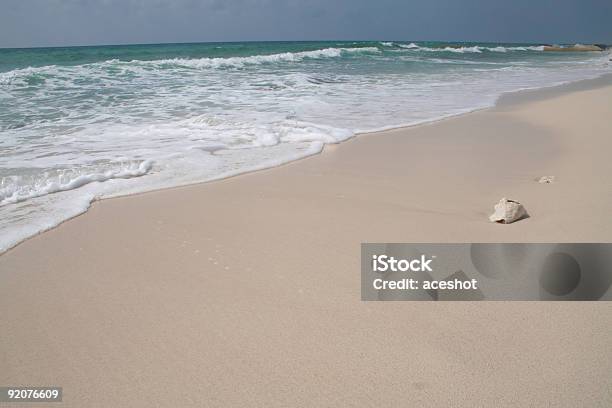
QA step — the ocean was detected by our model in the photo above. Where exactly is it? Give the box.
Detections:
[0,41,610,252]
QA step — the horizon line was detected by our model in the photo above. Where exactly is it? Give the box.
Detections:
[0,38,602,51]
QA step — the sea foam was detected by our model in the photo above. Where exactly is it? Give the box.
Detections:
[0,41,610,253]
[133,46,381,69]
[0,160,153,206]
[394,44,545,53]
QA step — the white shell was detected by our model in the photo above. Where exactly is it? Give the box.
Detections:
[537,176,555,184]
[489,198,528,224]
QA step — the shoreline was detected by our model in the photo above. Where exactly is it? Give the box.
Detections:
[2,72,612,256]
[1,74,612,407]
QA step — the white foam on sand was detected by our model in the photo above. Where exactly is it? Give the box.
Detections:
[0,160,153,206]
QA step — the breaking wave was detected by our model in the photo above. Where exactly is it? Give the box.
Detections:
[398,43,420,49]
[141,46,381,69]
[394,44,545,53]
[0,46,382,85]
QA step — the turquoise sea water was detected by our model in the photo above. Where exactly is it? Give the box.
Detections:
[0,41,610,251]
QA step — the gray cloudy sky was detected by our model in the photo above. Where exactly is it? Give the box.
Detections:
[1,0,611,48]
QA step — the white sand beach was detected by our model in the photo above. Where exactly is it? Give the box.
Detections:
[1,78,612,406]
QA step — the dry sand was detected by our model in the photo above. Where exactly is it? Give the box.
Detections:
[1,78,612,407]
